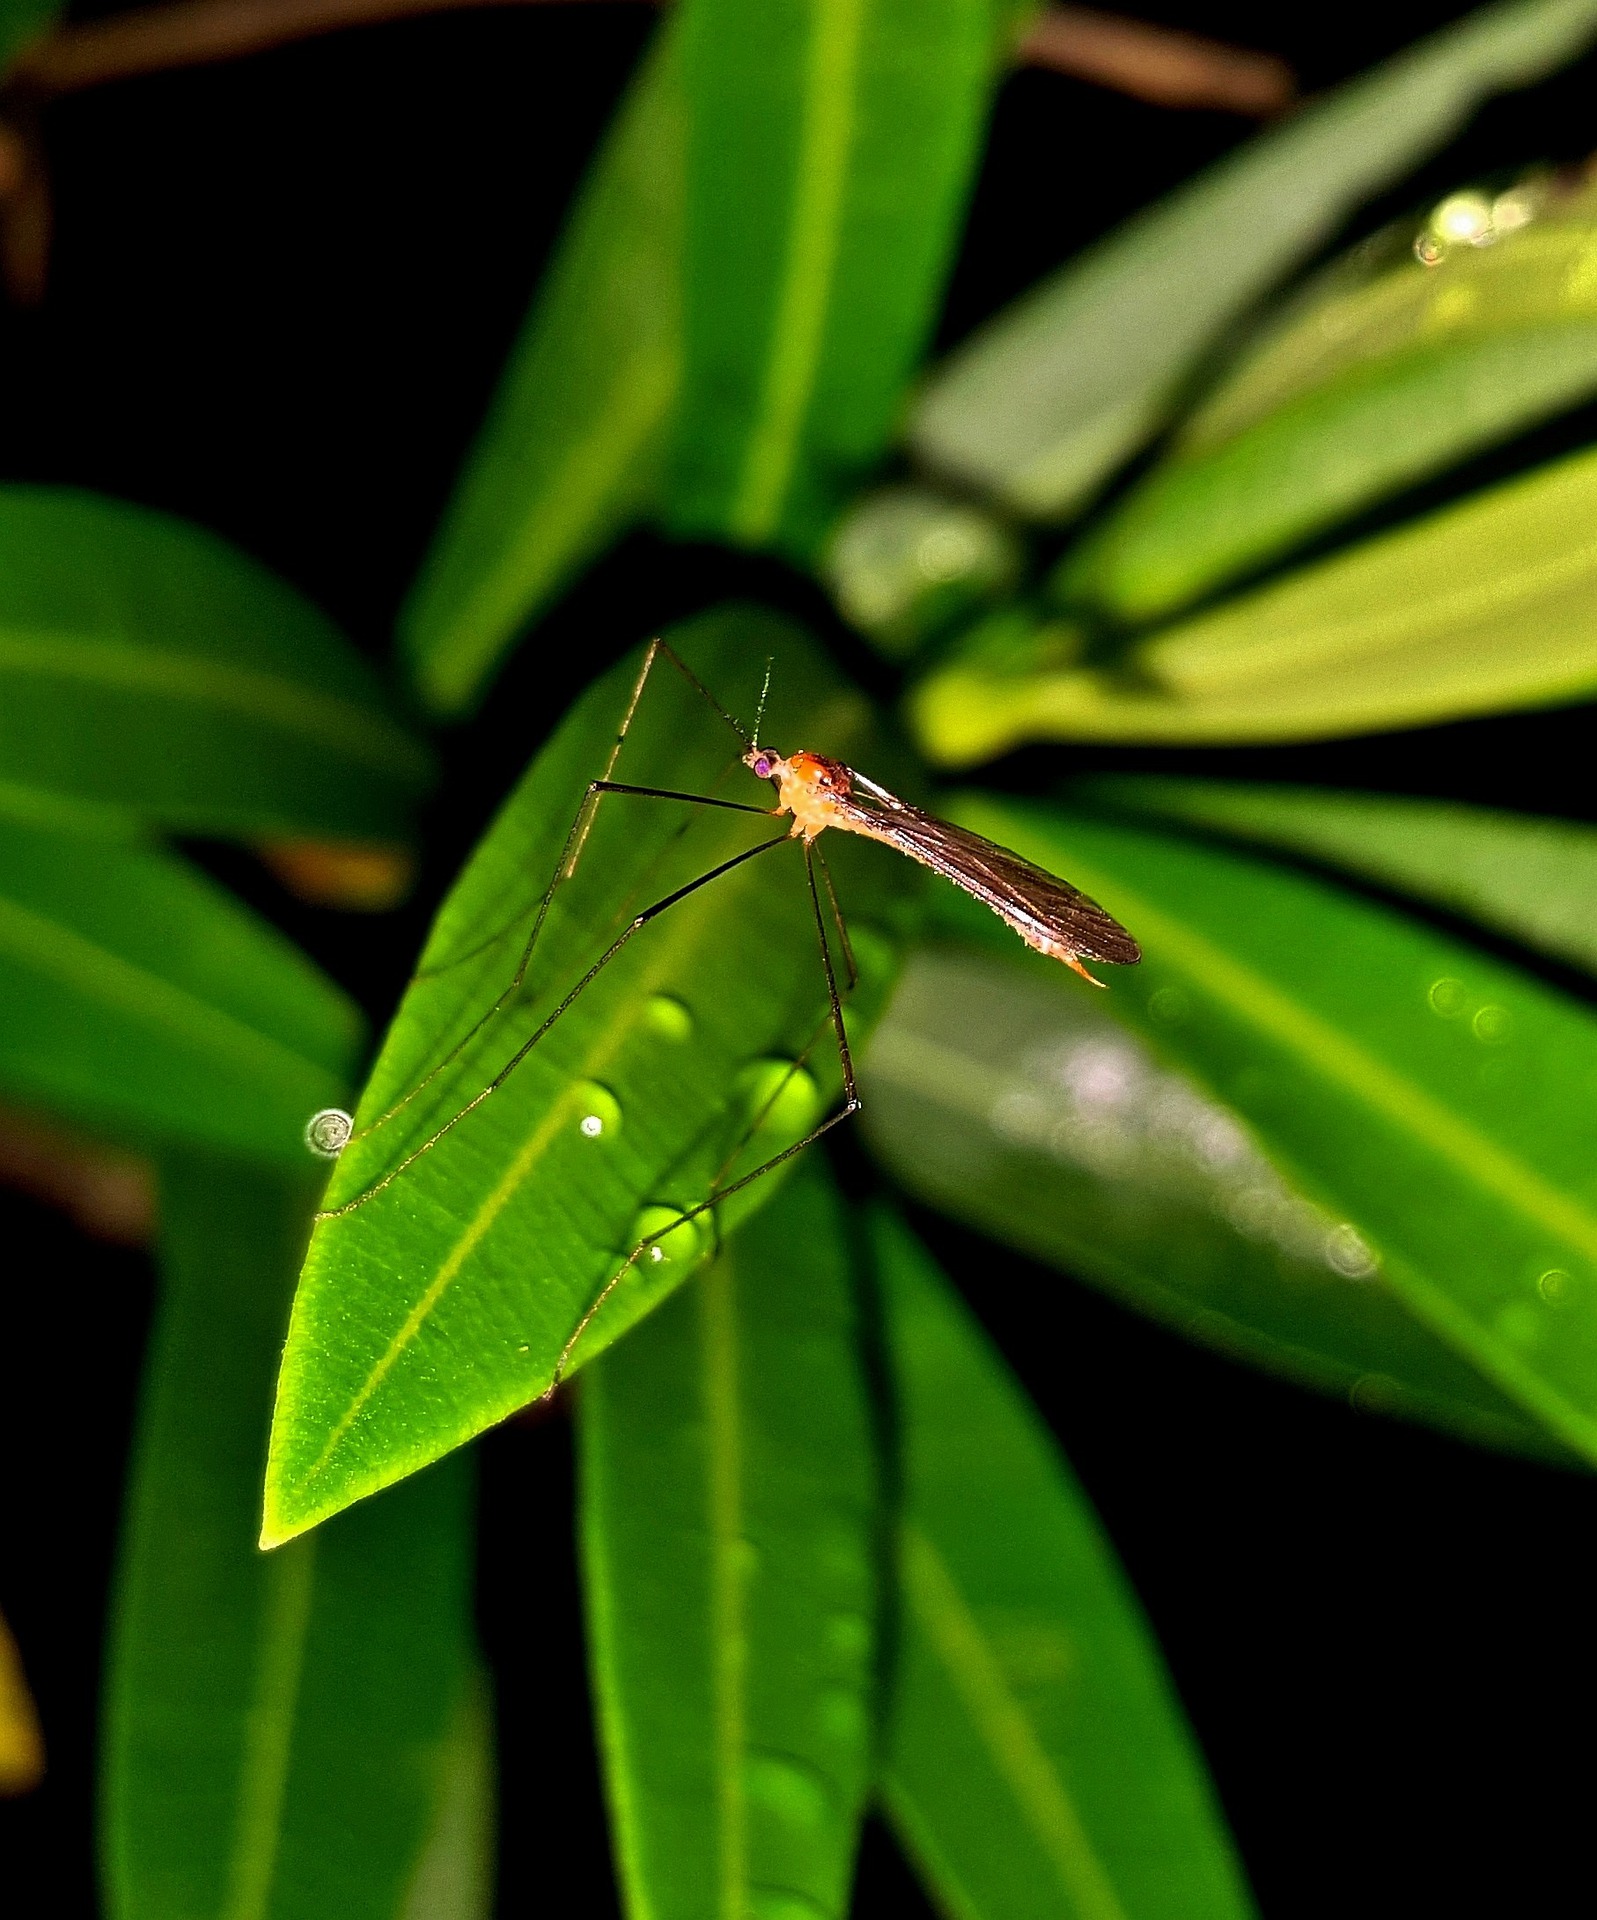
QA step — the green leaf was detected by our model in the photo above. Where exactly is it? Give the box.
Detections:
[0,817,361,1166]
[912,438,1597,760]
[1081,777,1597,982]
[925,796,1597,1464]
[578,1159,876,1920]
[265,609,921,1544]
[863,945,1566,1459]
[873,1208,1258,1920]
[666,0,1003,557]
[909,0,1597,520]
[1059,182,1597,623]
[0,487,432,839]
[398,26,684,717]
[104,1158,477,1920]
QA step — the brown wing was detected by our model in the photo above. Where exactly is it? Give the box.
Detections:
[836,788,1141,965]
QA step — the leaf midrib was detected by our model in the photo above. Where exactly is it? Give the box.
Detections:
[0,629,430,780]
[899,1523,1129,1920]
[0,889,342,1100]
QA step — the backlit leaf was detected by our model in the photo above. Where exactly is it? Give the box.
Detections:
[0,487,432,838]
[667,0,1002,558]
[874,1208,1258,1920]
[103,1158,476,1920]
[578,1160,876,1920]
[912,440,1597,760]
[398,25,684,717]
[910,0,1597,519]
[0,817,360,1167]
[1059,178,1597,622]
[914,798,1597,1464]
[265,610,921,1543]
[1082,777,1597,981]
[864,946,1566,1459]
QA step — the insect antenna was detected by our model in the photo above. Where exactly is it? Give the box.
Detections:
[752,655,775,749]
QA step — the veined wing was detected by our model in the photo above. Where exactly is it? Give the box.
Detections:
[837,780,1141,965]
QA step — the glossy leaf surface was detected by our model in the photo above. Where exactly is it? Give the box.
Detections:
[0,817,360,1166]
[0,487,431,838]
[923,798,1597,1463]
[913,440,1597,760]
[864,947,1564,1458]
[267,610,920,1543]
[667,0,1000,557]
[104,1159,476,1920]
[910,0,1597,519]
[875,1209,1258,1920]
[1060,188,1597,621]
[1084,777,1597,981]
[399,27,683,717]
[578,1161,876,1920]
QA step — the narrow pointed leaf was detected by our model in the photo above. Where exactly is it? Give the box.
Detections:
[0,487,432,838]
[930,797,1597,1463]
[104,1158,476,1920]
[910,0,1597,519]
[864,946,1565,1458]
[266,610,920,1543]
[1083,777,1597,981]
[578,1160,876,1920]
[399,26,684,717]
[913,439,1597,760]
[1059,185,1597,622]
[0,817,360,1166]
[874,1208,1257,1920]
[667,0,1002,557]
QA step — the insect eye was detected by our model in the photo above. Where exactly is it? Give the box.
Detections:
[753,755,773,778]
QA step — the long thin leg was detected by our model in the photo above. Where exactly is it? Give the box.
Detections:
[317,830,793,1219]
[546,835,861,1389]
[812,841,857,990]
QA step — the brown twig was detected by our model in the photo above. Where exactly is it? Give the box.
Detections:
[1019,4,1295,117]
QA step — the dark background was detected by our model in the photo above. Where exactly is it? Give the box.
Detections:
[4,3,1596,1913]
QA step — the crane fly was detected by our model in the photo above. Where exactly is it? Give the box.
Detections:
[306,639,1139,1386]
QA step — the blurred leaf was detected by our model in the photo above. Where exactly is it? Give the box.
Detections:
[0,817,361,1167]
[256,840,416,914]
[824,485,1020,659]
[265,610,921,1544]
[0,488,432,839]
[922,797,1597,1464]
[1083,777,1597,981]
[910,0,1597,519]
[666,0,1003,557]
[913,439,1597,759]
[0,1605,44,1797]
[0,0,58,75]
[864,946,1567,1459]
[578,1160,876,1920]
[398,26,684,717]
[104,1158,477,1920]
[875,1209,1259,1919]
[1060,180,1597,621]
[397,1668,495,1920]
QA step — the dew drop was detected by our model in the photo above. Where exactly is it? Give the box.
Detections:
[1148,986,1189,1026]
[644,993,694,1043]
[628,1204,706,1269]
[1539,1268,1572,1304]
[735,1058,822,1139]
[742,1751,831,1832]
[1472,1003,1512,1044]
[1428,976,1468,1017]
[573,1081,622,1140]
[1324,1223,1377,1278]
[304,1108,353,1158]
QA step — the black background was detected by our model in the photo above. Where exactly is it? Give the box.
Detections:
[4,3,1597,1914]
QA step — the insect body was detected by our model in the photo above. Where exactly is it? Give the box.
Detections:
[746,747,1140,984]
